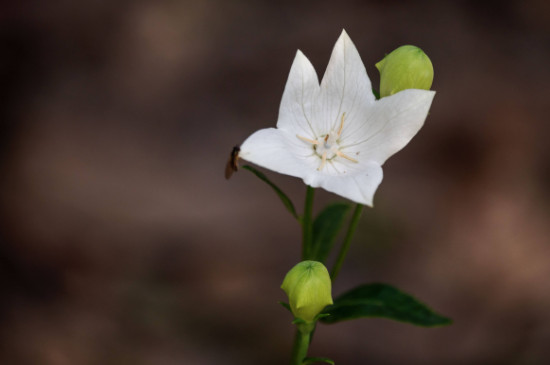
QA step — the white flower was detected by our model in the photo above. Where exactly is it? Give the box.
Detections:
[239,30,435,206]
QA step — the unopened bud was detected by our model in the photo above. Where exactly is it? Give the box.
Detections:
[376,45,434,97]
[281,261,333,323]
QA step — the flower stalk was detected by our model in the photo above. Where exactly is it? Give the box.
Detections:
[301,186,315,259]
[291,329,310,365]
[331,204,364,280]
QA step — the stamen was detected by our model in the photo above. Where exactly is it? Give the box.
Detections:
[299,112,357,171]
[297,135,319,145]
[337,112,346,137]
[336,150,358,163]
[318,152,327,171]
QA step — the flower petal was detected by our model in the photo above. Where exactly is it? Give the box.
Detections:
[303,161,383,206]
[276,50,321,139]
[239,128,318,178]
[340,89,435,165]
[315,30,375,136]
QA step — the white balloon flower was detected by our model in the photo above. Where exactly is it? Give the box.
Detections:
[239,30,435,206]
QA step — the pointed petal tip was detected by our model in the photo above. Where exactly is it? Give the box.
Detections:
[292,49,315,68]
[420,89,437,103]
[393,88,436,101]
[338,29,351,42]
[359,192,375,207]
[350,193,376,207]
[294,49,308,61]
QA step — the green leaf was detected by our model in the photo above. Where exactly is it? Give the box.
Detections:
[309,203,351,262]
[303,357,335,365]
[320,283,452,327]
[242,165,298,220]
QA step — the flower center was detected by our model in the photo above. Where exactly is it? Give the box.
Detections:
[297,113,358,171]
[314,131,340,160]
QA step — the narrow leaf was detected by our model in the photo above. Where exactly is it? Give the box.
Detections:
[242,165,298,220]
[303,357,335,365]
[320,283,452,327]
[309,203,351,262]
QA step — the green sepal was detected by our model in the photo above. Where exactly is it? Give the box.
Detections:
[320,283,452,327]
[371,87,380,100]
[292,319,316,335]
[278,301,291,312]
[314,313,330,320]
[303,357,335,365]
[292,318,308,325]
[242,165,299,220]
[309,203,351,262]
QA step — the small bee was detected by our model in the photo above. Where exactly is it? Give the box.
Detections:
[224,145,240,179]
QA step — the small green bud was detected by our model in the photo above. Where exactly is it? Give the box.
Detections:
[375,45,434,97]
[281,261,333,323]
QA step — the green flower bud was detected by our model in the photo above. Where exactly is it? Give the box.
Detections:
[375,45,434,97]
[281,261,333,323]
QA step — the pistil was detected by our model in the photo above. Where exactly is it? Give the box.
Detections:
[297,112,358,171]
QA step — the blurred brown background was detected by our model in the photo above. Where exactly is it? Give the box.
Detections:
[1,0,550,364]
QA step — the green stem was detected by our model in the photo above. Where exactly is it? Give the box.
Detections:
[301,186,315,260]
[331,204,364,280]
[291,328,311,365]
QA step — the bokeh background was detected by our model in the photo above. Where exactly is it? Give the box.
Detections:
[2,1,550,364]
